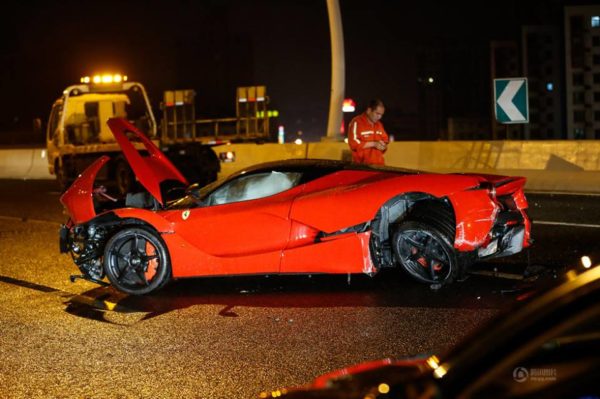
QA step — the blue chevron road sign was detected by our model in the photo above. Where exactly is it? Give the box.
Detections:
[494,78,529,124]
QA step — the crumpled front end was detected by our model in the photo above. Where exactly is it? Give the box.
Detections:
[59,213,123,282]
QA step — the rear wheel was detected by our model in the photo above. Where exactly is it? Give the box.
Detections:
[393,221,457,285]
[104,227,171,295]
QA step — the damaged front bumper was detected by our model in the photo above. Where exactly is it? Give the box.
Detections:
[59,219,112,282]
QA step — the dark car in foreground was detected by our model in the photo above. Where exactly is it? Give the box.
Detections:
[259,265,600,399]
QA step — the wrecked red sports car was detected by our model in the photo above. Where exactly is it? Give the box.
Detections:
[60,118,532,295]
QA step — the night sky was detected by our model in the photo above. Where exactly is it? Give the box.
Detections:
[0,0,586,142]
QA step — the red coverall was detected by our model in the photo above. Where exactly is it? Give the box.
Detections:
[347,112,389,165]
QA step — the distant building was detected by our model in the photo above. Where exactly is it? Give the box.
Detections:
[565,5,600,139]
[521,25,563,139]
[419,41,489,141]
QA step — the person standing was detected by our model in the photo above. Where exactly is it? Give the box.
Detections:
[347,99,389,165]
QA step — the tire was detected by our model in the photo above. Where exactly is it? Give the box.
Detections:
[407,200,455,241]
[55,161,72,192]
[392,221,458,285]
[103,227,171,295]
[115,160,134,196]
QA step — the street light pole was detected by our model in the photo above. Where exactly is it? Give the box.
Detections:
[325,0,345,140]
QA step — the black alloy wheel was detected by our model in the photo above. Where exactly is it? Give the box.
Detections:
[393,221,457,284]
[104,227,171,295]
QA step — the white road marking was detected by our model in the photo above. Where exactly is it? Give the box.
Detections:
[535,220,600,229]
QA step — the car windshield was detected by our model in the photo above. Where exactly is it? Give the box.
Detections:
[168,171,302,209]
[166,178,224,209]
[205,171,302,205]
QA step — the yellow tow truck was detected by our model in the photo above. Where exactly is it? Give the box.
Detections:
[47,75,273,193]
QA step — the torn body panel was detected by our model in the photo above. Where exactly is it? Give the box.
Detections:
[448,189,499,251]
[281,231,375,275]
[449,176,531,258]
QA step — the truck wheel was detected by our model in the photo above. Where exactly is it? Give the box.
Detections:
[55,161,71,191]
[115,161,134,196]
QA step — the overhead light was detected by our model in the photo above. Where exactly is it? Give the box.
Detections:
[342,98,356,112]
[83,73,128,85]
[581,256,592,269]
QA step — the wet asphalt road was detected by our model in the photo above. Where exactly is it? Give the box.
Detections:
[0,180,598,398]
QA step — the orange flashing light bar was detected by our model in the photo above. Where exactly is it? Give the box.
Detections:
[80,74,128,84]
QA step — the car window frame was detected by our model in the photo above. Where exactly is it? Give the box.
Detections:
[204,170,303,206]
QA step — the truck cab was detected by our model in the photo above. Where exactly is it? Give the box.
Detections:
[47,75,157,192]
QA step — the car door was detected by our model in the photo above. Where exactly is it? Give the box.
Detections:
[168,170,304,274]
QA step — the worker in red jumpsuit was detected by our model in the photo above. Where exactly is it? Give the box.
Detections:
[347,99,389,165]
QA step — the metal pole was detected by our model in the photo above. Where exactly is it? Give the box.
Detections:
[325,0,345,140]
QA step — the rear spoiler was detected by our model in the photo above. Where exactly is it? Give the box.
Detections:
[463,174,526,196]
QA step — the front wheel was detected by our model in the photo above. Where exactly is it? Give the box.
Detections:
[104,227,171,295]
[392,221,457,285]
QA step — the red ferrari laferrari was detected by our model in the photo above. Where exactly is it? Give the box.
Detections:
[60,118,532,295]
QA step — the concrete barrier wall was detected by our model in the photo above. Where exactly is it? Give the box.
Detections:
[0,148,51,180]
[216,140,600,193]
[1,141,599,193]
[305,140,600,172]
[385,141,600,171]
[215,143,308,178]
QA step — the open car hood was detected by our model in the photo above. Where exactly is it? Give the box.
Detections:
[60,118,188,224]
[106,118,188,204]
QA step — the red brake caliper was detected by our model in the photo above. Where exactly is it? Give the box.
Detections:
[413,247,442,271]
[145,242,158,281]
[412,247,428,268]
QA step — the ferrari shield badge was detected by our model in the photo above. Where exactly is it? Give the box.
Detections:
[182,210,190,220]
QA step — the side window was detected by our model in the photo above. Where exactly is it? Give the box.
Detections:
[84,102,100,138]
[47,103,63,143]
[126,85,151,135]
[207,171,302,205]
